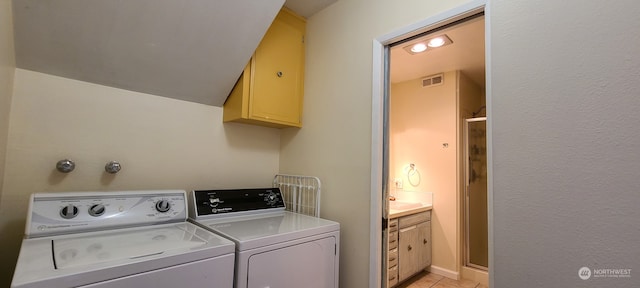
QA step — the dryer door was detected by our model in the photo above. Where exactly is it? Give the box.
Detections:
[247,236,337,288]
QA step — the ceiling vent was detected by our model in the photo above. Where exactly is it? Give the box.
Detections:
[422,73,444,87]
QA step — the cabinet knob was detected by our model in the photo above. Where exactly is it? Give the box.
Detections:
[276,71,283,77]
[407,245,412,251]
[423,239,428,244]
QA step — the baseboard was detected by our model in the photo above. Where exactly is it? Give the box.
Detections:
[461,266,489,285]
[426,265,459,280]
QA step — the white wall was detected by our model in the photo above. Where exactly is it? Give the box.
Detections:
[390,71,458,273]
[279,0,471,287]
[0,69,281,286]
[491,0,640,287]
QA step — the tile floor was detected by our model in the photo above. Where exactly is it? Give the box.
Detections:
[395,271,488,288]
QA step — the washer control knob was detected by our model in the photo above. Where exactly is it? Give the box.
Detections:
[88,204,106,217]
[155,200,171,213]
[264,192,278,206]
[209,198,220,208]
[60,204,79,219]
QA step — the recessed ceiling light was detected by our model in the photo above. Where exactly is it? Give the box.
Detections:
[402,34,453,55]
[427,37,446,48]
[410,43,427,53]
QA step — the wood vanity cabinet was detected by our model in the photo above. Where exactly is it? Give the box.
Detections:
[223,7,305,128]
[389,210,431,286]
[387,218,399,287]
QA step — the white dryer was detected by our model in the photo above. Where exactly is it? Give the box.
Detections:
[11,190,235,288]
[189,188,340,288]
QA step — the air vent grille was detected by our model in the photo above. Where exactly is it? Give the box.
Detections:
[422,73,444,87]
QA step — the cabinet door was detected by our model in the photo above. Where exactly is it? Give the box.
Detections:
[250,9,305,126]
[398,225,419,281]
[418,221,431,268]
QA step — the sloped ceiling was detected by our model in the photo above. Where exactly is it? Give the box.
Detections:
[12,0,337,107]
[284,0,336,18]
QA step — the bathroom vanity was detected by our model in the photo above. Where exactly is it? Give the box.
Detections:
[387,204,432,287]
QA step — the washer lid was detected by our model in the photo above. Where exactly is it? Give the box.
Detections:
[195,211,339,251]
[12,222,234,288]
[53,225,203,269]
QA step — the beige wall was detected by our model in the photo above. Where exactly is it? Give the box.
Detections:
[6,1,635,287]
[0,69,281,285]
[390,71,458,273]
[279,1,470,286]
[458,72,483,119]
[457,71,485,269]
[0,0,15,205]
[0,4,16,284]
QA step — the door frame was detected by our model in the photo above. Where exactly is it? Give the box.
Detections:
[369,1,492,287]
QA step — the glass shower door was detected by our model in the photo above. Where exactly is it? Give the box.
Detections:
[464,117,488,270]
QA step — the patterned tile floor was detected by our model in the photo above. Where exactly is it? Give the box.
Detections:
[395,271,488,288]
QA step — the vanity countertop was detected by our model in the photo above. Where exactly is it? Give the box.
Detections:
[389,202,432,219]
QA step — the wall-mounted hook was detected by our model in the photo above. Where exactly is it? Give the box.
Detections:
[56,159,75,173]
[105,161,121,174]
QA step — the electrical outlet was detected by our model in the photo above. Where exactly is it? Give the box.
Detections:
[394,178,403,189]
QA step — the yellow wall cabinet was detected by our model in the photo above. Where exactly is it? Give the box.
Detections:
[223,8,305,128]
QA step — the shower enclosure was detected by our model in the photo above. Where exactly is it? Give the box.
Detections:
[464,117,488,270]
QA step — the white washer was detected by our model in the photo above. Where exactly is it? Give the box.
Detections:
[189,188,340,288]
[11,190,235,288]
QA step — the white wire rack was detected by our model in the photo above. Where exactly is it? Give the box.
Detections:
[273,174,321,217]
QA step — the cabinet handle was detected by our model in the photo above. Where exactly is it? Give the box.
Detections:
[276,71,283,77]
[423,239,428,244]
[407,245,412,251]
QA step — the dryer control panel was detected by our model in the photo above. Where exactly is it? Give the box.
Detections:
[26,190,188,238]
[191,188,285,218]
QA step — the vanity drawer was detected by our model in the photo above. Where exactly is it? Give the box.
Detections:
[388,248,398,267]
[389,218,399,232]
[388,231,398,249]
[388,264,398,287]
[399,211,430,228]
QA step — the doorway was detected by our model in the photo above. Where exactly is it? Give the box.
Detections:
[370,2,490,287]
